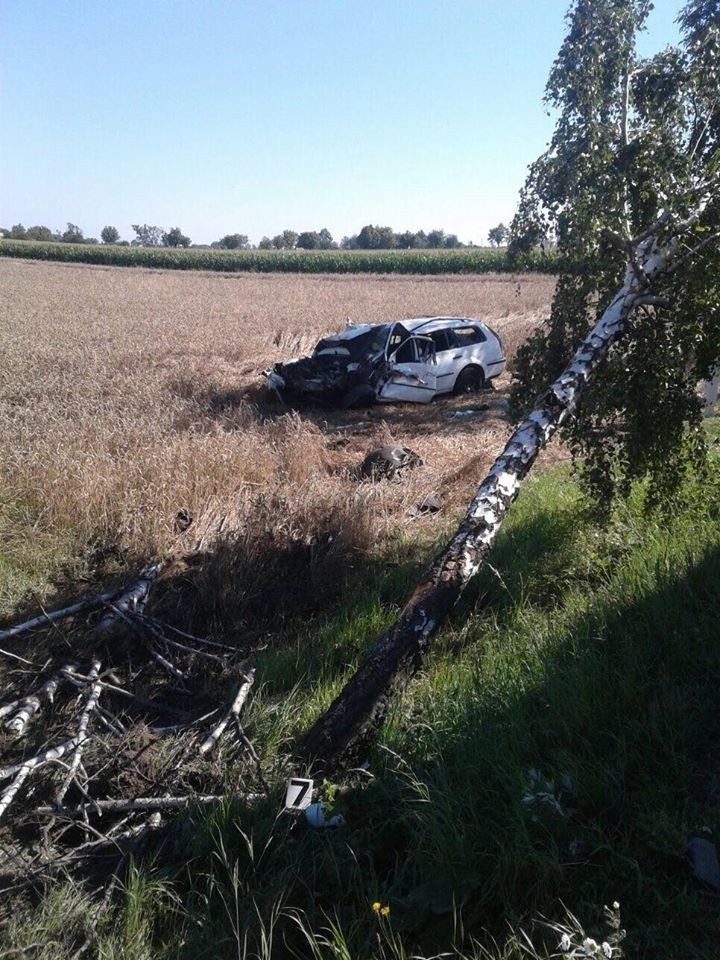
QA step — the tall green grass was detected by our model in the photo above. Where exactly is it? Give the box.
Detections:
[0,239,558,274]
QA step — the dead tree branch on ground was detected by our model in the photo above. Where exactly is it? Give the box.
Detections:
[199,669,256,755]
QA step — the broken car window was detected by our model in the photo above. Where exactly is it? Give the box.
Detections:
[449,326,486,347]
[313,324,391,362]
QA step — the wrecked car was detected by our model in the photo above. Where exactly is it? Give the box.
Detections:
[265,316,506,406]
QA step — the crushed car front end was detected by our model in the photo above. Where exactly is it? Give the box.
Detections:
[265,323,396,407]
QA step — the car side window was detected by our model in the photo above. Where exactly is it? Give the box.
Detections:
[393,339,417,364]
[450,326,486,348]
[429,330,452,352]
[388,330,405,352]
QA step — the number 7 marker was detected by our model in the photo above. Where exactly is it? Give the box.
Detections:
[285,777,314,810]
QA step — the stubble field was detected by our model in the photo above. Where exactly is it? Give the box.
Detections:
[1,258,556,621]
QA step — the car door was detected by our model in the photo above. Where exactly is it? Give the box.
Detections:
[446,324,494,383]
[426,329,461,395]
[378,336,437,403]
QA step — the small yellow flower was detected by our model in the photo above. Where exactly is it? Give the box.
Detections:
[380,906,390,917]
[372,902,381,913]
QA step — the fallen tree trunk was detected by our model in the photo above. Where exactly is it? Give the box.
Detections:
[95,564,163,634]
[298,217,704,770]
[0,590,123,643]
[35,793,261,817]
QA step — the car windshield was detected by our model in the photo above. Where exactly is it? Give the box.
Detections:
[313,324,391,362]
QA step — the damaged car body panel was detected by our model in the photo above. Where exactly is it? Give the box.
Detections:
[265,317,505,406]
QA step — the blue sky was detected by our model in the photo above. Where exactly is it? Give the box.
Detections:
[0,1,681,246]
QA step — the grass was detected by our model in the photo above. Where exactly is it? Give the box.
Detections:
[0,239,559,275]
[5,448,720,958]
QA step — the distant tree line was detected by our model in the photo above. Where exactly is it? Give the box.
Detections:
[0,222,102,244]
[1,221,513,250]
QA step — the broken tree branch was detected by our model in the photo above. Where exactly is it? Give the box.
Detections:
[199,669,255,755]
[0,590,123,643]
[56,660,102,804]
[95,564,163,635]
[3,673,64,737]
[35,794,258,817]
[0,738,80,783]
[0,647,37,666]
[101,602,186,681]
[141,616,236,652]
[0,738,80,821]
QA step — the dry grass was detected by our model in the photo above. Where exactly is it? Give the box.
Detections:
[0,258,556,621]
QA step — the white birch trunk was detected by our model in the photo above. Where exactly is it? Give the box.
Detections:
[703,369,720,416]
[199,669,256,755]
[0,591,122,643]
[35,793,261,817]
[95,564,163,634]
[299,234,687,768]
[4,674,62,736]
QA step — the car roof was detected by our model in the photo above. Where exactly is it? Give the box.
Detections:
[401,316,491,334]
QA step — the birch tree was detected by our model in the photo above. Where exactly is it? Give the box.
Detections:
[298,0,719,768]
[510,0,720,509]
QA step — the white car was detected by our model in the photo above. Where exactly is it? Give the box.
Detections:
[266,316,506,407]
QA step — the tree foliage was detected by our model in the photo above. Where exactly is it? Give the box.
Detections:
[61,223,84,243]
[25,225,54,242]
[215,233,248,250]
[296,230,320,250]
[272,230,298,250]
[355,224,396,249]
[510,0,720,510]
[488,223,509,246]
[131,224,163,247]
[101,226,120,244]
[162,227,191,248]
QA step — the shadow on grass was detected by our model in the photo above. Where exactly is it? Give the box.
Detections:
[156,495,720,960]
[371,537,720,959]
[167,369,513,445]
[8,471,718,959]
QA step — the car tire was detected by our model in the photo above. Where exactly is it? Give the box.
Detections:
[341,384,376,409]
[453,365,485,395]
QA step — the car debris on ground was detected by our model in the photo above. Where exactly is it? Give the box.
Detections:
[265,316,506,407]
[359,445,423,481]
[408,494,442,517]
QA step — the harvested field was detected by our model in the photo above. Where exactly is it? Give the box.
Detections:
[1,258,556,620]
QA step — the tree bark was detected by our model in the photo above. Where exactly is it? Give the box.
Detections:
[199,669,255,755]
[35,794,261,817]
[0,591,122,643]
[297,238,677,770]
[95,564,162,634]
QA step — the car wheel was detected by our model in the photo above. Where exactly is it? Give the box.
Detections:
[341,384,376,409]
[453,366,484,395]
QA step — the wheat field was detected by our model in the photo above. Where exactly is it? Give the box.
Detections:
[1,258,556,619]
